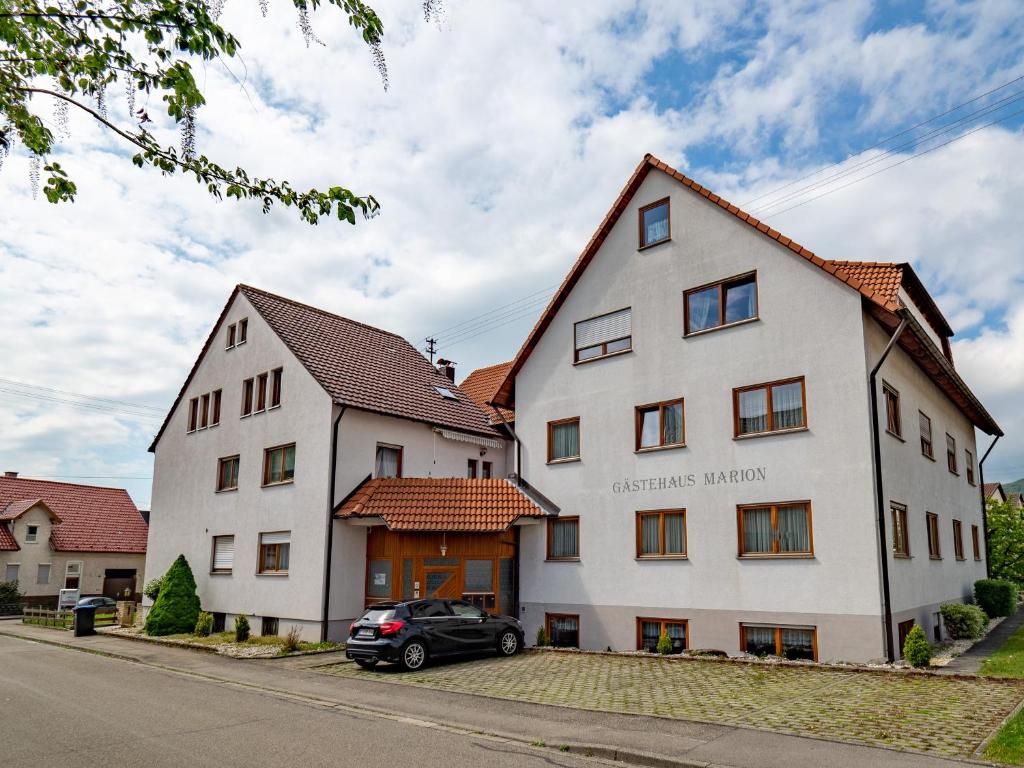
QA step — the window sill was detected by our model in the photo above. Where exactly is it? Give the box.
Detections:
[210,571,233,576]
[975,557,983,562]
[683,316,758,339]
[262,480,295,488]
[929,555,942,561]
[734,426,808,441]
[922,452,935,461]
[956,557,966,562]
[886,430,905,442]
[635,443,686,454]
[948,471,960,477]
[215,487,238,494]
[637,237,671,252]
[636,555,688,561]
[547,457,581,466]
[240,413,253,419]
[738,553,815,560]
[893,553,912,560]
[268,404,281,411]
[573,349,632,366]
[545,558,581,563]
[256,571,289,577]
[967,481,977,487]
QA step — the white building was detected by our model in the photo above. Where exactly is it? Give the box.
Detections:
[490,155,1001,662]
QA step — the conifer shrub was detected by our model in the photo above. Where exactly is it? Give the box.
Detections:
[975,579,1018,618]
[940,603,987,639]
[656,630,673,655]
[194,611,214,637]
[535,625,549,647]
[234,613,250,642]
[143,577,163,602]
[903,625,932,668]
[143,555,201,636]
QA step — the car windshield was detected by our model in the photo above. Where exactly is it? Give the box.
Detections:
[360,608,397,624]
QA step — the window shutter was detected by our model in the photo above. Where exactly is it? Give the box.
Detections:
[260,531,290,546]
[575,308,631,350]
[213,536,235,570]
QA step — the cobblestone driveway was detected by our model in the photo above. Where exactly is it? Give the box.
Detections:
[319,651,1024,758]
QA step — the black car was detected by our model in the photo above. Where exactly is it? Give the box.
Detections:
[75,596,117,610]
[345,599,523,671]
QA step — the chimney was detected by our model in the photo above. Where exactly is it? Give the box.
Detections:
[436,358,456,382]
[4,471,17,478]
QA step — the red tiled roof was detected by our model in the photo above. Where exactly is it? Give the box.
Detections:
[336,477,545,532]
[0,477,147,553]
[150,285,501,451]
[460,362,515,425]
[0,498,60,522]
[984,482,1004,499]
[0,524,17,551]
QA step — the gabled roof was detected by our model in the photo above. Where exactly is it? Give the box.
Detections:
[0,524,17,551]
[0,476,147,553]
[0,498,61,523]
[491,154,1000,435]
[150,285,501,451]
[984,482,1006,501]
[460,361,515,425]
[336,477,546,532]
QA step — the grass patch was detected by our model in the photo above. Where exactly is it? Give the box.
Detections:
[981,625,1024,678]
[985,707,1024,764]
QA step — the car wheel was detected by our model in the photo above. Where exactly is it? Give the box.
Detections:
[400,640,428,671]
[497,630,520,657]
[354,659,378,670]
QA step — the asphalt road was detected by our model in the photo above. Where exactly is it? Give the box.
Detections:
[0,634,602,768]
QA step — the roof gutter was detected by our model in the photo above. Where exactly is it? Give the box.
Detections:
[869,312,909,663]
[978,435,1001,579]
[320,405,346,643]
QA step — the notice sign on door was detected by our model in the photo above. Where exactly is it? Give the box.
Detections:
[373,573,387,586]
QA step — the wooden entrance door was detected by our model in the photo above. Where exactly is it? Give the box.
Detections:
[423,566,460,599]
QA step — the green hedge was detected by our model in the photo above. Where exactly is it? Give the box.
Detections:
[976,579,1019,618]
[941,602,987,639]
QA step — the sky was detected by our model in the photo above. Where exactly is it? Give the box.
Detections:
[1,0,1022,509]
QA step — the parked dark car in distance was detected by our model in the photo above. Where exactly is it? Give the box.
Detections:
[75,596,117,610]
[345,599,524,671]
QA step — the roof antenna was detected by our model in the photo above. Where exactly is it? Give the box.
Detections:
[424,337,438,364]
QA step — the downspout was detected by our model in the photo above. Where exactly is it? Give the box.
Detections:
[490,406,521,486]
[320,405,347,642]
[978,435,1001,579]
[869,314,909,663]
[490,406,523,617]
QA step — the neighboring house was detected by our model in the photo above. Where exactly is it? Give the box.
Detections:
[1009,493,1024,511]
[145,286,541,641]
[0,473,148,604]
[460,361,516,430]
[490,154,1000,663]
[984,483,1007,504]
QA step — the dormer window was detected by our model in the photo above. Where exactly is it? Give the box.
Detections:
[639,198,670,249]
[25,525,39,543]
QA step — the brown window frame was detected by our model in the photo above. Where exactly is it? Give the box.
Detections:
[374,444,403,479]
[187,397,199,432]
[226,323,236,349]
[546,516,580,561]
[636,617,688,652]
[544,612,580,648]
[216,455,240,492]
[919,411,933,458]
[739,624,817,661]
[467,459,478,479]
[953,519,965,561]
[262,443,296,486]
[199,392,210,429]
[572,308,632,364]
[270,368,283,408]
[638,197,671,249]
[683,271,759,336]
[635,398,685,451]
[237,318,248,344]
[897,619,915,656]
[482,461,492,479]
[241,378,254,417]
[946,434,958,474]
[211,535,234,574]
[211,389,222,426]
[635,509,687,559]
[257,532,289,575]
[972,524,981,560]
[733,376,807,438]
[926,512,941,559]
[883,382,902,438]
[965,449,975,485]
[891,502,910,557]
[547,417,581,464]
[737,501,813,558]
[255,372,268,412]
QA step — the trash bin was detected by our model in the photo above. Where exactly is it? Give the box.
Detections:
[73,605,96,637]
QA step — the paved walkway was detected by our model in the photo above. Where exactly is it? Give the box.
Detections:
[0,623,1011,768]
[942,609,1024,676]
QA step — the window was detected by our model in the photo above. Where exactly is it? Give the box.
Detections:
[374,444,402,478]
[740,624,816,661]
[897,620,915,656]
[241,378,254,416]
[972,525,981,560]
[367,559,392,598]
[482,461,492,479]
[37,563,50,584]
[635,398,685,450]
[547,417,580,463]
[926,512,941,559]
[226,323,236,349]
[891,503,909,557]
[237,318,248,344]
[463,560,493,594]
[919,411,933,458]
[258,531,290,574]
[435,386,459,400]
[946,434,957,474]
[547,517,579,560]
[65,561,82,589]
[965,449,975,485]
[211,389,222,426]
[684,272,758,335]
[255,373,268,412]
[217,456,240,492]
[636,510,686,558]
[25,525,38,543]
[263,443,296,485]
[211,535,234,573]
[261,616,279,637]
[638,618,687,653]
[574,308,632,362]
[270,368,283,408]
[734,377,806,437]
[4,564,18,583]
[953,520,965,560]
[883,382,901,437]
[467,459,478,479]
[738,502,812,557]
[199,392,210,428]
[545,613,579,648]
[638,198,670,248]
[188,397,199,432]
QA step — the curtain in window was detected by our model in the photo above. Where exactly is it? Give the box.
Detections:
[742,507,773,553]
[665,513,685,554]
[687,287,718,332]
[641,515,660,554]
[552,422,579,459]
[283,445,295,480]
[771,382,804,429]
[639,410,660,448]
[667,622,686,651]
[550,615,579,647]
[724,280,756,323]
[640,621,660,651]
[886,392,900,433]
[552,519,578,557]
[777,505,809,552]
[643,205,669,244]
[663,402,683,444]
[780,628,814,659]
[744,626,775,655]
[375,447,399,478]
[738,389,768,433]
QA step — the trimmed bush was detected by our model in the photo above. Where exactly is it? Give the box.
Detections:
[143,555,201,636]
[234,613,250,642]
[903,625,932,668]
[941,602,987,639]
[976,579,1018,618]
[0,580,22,604]
[143,577,163,602]
[194,611,214,637]
[535,625,549,647]
[656,630,673,655]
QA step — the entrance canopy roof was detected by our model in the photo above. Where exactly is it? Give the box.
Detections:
[336,477,547,532]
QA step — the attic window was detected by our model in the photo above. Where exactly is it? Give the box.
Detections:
[435,386,459,401]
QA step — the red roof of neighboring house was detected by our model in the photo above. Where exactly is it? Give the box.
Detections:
[0,525,17,551]
[150,285,500,451]
[0,498,60,522]
[336,477,545,532]
[460,361,515,425]
[0,476,147,554]
[984,482,1005,500]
